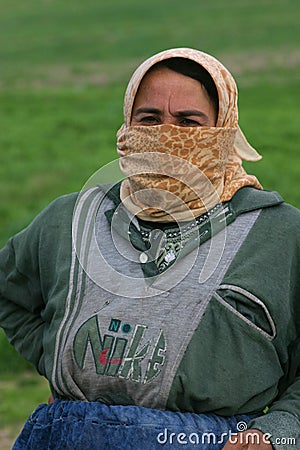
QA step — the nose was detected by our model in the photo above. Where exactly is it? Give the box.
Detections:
[160,113,177,125]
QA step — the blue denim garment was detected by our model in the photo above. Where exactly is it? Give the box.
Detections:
[13,400,257,450]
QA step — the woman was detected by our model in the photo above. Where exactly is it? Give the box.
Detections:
[0,48,299,449]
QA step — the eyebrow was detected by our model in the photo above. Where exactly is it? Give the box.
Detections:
[132,107,209,121]
[175,110,209,121]
[132,107,162,117]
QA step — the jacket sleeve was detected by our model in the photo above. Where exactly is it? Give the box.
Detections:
[0,191,80,376]
[247,408,300,449]
[0,221,46,374]
[247,340,300,444]
[248,291,300,445]
[248,343,300,447]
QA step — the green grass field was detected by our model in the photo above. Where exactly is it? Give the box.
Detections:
[0,0,300,446]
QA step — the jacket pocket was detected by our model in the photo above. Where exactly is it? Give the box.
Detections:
[215,284,276,341]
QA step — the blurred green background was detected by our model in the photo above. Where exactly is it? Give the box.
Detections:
[0,0,299,446]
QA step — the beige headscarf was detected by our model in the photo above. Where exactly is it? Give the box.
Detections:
[117,48,262,222]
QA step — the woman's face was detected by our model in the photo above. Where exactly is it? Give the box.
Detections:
[131,66,217,128]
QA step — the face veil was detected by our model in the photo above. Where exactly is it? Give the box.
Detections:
[117,48,262,222]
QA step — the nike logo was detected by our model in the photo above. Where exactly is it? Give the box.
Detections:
[99,348,123,365]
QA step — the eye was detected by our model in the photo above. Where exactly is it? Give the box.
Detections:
[179,118,201,127]
[139,116,161,125]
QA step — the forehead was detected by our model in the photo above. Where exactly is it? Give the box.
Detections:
[133,66,210,107]
[136,66,202,91]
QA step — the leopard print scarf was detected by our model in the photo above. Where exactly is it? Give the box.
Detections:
[117,48,262,222]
